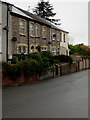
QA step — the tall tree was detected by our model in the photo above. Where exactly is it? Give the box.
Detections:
[33,0,56,20]
[68,44,90,56]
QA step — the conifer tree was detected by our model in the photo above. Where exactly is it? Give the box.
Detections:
[33,0,56,20]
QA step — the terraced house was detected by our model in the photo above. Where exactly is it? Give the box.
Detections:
[0,1,69,62]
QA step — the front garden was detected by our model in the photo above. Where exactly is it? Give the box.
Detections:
[0,51,73,86]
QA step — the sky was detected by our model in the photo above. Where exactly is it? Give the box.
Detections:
[6,0,88,45]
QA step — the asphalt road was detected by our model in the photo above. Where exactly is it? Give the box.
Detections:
[2,70,88,118]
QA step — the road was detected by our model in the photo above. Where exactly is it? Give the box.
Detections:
[2,70,88,118]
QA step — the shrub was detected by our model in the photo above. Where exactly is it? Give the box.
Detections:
[2,60,42,80]
[2,62,22,80]
[28,53,42,62]
[11,55,18,64]
[21,59,41,78]
[41,56,50,73]
[53,55,73,65]
[10,62,22,80]
[41,51,53,65]
[12,54,29,63]
[2,62,12,75]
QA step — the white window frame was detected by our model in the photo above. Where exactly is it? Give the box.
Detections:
[41,46,47,51]
[64,33,66,42]
[52,33,56,41]
[42,27,46,38]
[19,20,25,34]
[60,33,62,42]
[57,33,60,41]
[36,24,39,37]
[17,46,27,54]
[52,47,56,53]
[30,22,34,36]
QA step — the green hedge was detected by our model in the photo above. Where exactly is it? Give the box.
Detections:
[53,55,73,65]
[1,56,51,80]
[1,51,73,81]
[2,62,22,80]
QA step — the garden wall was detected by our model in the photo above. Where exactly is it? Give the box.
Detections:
[40,57,90,78]
[1,57,90,87]
[1,69,39,87]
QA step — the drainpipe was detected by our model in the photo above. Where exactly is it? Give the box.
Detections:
[6,4,9,62]
[59,37,60,55]
[50,27,51,52]
[27,20,29,55]
[49,25,52,52]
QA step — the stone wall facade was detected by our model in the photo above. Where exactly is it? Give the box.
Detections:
[10,15,68,56]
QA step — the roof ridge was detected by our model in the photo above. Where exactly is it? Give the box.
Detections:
[13,5,69,33]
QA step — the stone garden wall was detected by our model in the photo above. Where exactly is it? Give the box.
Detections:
[1,57,90,87]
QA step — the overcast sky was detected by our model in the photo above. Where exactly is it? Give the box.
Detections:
[6,0,88,45]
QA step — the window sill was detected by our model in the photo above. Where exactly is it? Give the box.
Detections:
[42,37,46,40]
[41,50,47,52]
[36,36,40,38]
[17,53,27,54]
[20,33,26,36]
[57,40,60,42]
[52,39,56,41]
[30,35,35,38]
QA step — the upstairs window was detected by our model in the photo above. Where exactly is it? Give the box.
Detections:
[60,33,62,42]
[64,33,66,42]
[19,20,25,34]
[52,33,56,40]
[36,24,39,37]
[42,26,46,38]
[57,33,60,41]
[30,22,34,36]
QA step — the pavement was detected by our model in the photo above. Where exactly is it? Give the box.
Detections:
[2,70,88,118]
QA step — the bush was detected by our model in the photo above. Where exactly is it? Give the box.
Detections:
[41,57,50,73]
[12,54,29,63]
[28,53,42,62]
[2,60,42,80]
[10,62,22,80]
[2,62,12,75]
[53,55,73,65]
[21,59,41,78]
[11,52,52,78]
[41,51,53,65]
[2,62,22,80]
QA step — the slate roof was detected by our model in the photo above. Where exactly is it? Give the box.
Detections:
[11,6,34,20]
[17,7,69,33]
[1,0,69,33]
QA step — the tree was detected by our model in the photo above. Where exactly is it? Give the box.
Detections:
[68,44,90,56]
[33,0,56,20]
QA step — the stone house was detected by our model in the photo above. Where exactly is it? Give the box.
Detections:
[0,1,69,62]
